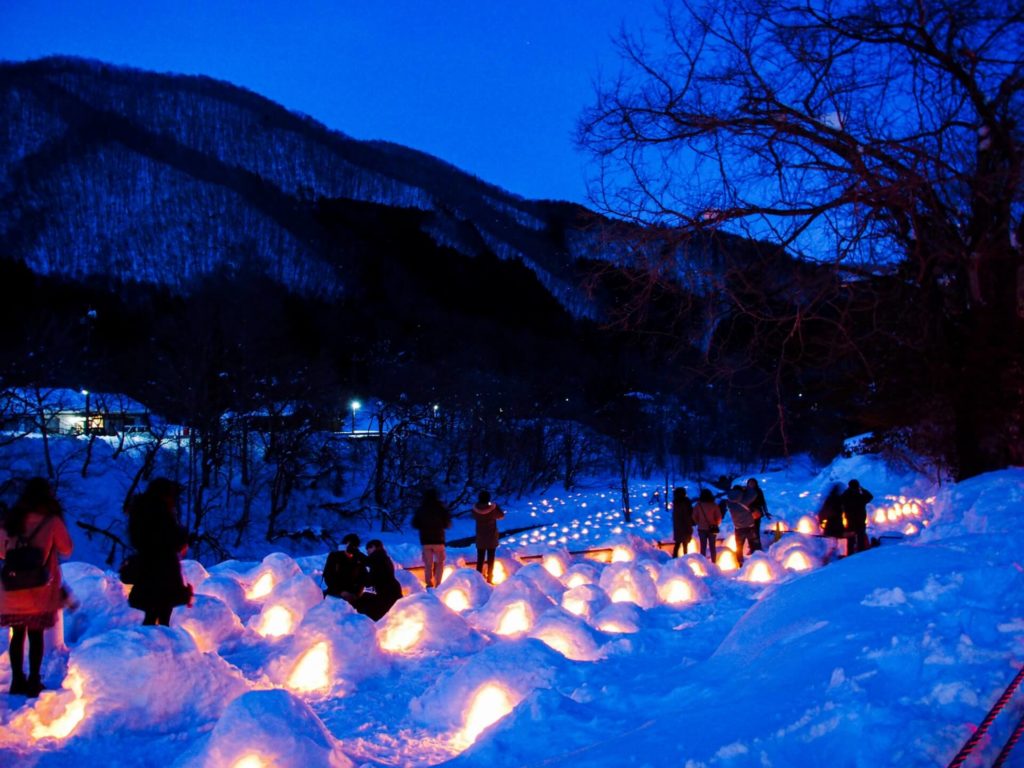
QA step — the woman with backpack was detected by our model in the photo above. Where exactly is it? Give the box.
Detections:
[0,477,73,697]
[127,478,193,626]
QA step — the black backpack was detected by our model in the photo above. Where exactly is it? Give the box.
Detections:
[1,519,51,591]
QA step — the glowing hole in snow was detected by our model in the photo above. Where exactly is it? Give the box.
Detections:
[491,561,509,585]
[379,612,425,653]
[496,602,531,635]
[784,551,812,571]
[887,508,899,522]
[543,556,565,578]
[459,683,515,746]
[874,509,887,524]
[611,546,633,563]
[598,620,634,634]
[287,641,330,693]
[611,586,635,604]
[232,756,268,768]
[257,605,295,638]
[724,534,737,551]
[443,589,470,612]
[538,629,575,657]
[717,550,739,572]
[686,559,708,577]
[29,667,87,740]
[441,565,454,584]
[246,572,275,600]
[563,596,587,616]
[796,516,818,534]
[565,573,590,588]
[662,580,694,604]
[904,522,919,535]
[746,561,773,583]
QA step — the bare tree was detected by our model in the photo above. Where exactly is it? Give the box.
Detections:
[579,0,1023,478]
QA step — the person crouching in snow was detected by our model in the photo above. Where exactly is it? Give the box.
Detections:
[0,477,73,697]
[323,533,368,603]
[355,540,403,621]
[127,478,193,627]
[472,490,505,584]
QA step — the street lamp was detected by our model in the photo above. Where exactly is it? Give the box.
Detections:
[350,400,361,434]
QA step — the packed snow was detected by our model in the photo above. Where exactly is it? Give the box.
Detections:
[2,441,1024,767]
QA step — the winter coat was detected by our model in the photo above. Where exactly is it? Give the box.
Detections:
[355,548,402,621]
[819,493,846,538]
[725,488,755,528]
[323,548,368,598]
[671,491,694,541]
[840,487,874,532]
[0,512,73,617]
[747,488,769,520]
[411,499,452,545]
[692,501,723,532]
[473,502,505,549]
[128,503,191,613]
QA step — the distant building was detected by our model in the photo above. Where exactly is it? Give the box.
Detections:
[0,388,151,436]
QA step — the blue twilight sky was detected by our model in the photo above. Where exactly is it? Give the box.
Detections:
[0,0,664,204]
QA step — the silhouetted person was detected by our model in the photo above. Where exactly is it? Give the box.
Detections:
[355,540,403,621]
[671,487,694,557]
[411,488,451,588]
[0,478,73,697]
[323,533,367,603]
[693,488,723,562]
[745,478,770,549]
[127,477,193,627]
[472,491,505,584]
[725,485,759,566]
[841,479,874,553]
[818,484,846,539]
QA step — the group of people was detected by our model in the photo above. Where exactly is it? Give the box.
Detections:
[322,533,403,620]
[818,480,875,554]
[671,478,770,565]
[408,488,505,587]
[671,477,873,564]
[0,475,196,698]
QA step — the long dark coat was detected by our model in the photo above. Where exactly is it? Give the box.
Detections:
[473,502,505,549]
[671,489,694,541]
[128,502,190,614]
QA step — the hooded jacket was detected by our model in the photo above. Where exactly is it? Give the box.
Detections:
[473,502,505,549]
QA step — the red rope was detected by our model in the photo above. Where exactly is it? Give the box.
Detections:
[948,665,1024,768]
[992,708,1024,768]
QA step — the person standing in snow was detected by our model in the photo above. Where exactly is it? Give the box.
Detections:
[127,477,193,627]
[472,490,505,584]
[692,488,723,563]
[410,487,451,588]
[671,486,694,557]
[745,478,770,549]
[355,539,403,621]
[0,477,73,697]
[818,484,846,540]
[323,533,368,603]
[841,479,874,554]
[724,485,759,566]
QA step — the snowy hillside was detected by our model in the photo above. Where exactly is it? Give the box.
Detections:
[3,434,1023,766]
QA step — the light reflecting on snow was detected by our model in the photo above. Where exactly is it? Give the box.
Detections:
[231,756,268,768]
[496,602,531,635]
[458,683,516,747]
[246,572,275,600]
[443,588,470,612]
[379,612,426,653]
[256,605,295,638]
[29,667,87,740]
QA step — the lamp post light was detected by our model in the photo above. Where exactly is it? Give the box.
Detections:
[350,400,361,434]
[81,389,90,435]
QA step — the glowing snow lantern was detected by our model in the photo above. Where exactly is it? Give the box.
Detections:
[873,509,887,524]
[496,602,531,635]
[717,550,739,572]
[904,522,919,535]
[29,667,87,740]
[887,507,899,522]
[287,641,330,693]
[256,605,296,638]
[232,756,269,768]
[660,579,695,605]
[491,560,509,585]
[744,560,774,584]
[246,572,275,601]
[565,572,590,588]
[724,533,737,551]
[378,612,426,653]
[459,683,515,746]
[611,586,636,604]
[562,594,588,616]
[443,588,471,613]
[685,559,708,577]
[796,516,818,534]
[542,556,565,578]
[598,620,634,633]
[783,550,812,571]
[611,546,634,563]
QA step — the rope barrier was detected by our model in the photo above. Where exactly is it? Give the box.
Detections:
[992,708,1024,768]
[947,664,1024,768]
